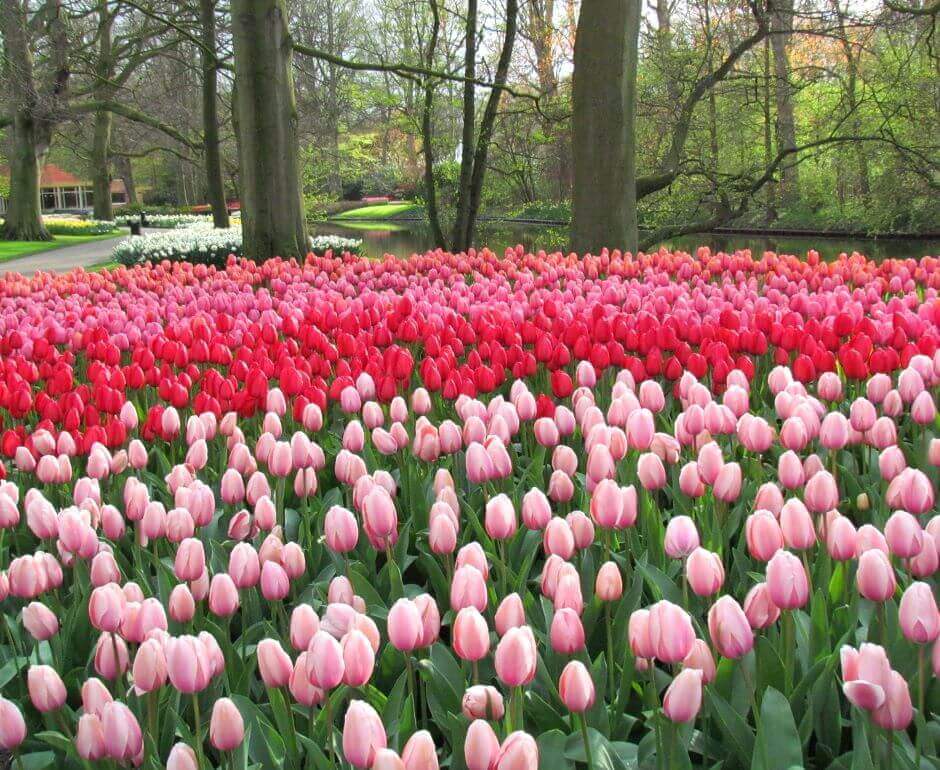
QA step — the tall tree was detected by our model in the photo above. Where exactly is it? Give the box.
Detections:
[0,0,70,240]
[570,0,642,253]
[90,0,115,220]
[769,0,798,206]
[199,0,229,227]
[230,0,307,259]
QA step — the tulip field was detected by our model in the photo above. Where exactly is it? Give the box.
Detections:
[0,246,939,770]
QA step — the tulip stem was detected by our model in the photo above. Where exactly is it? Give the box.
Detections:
[325,696,333,765]
[917,645,925,767]
[579,712,595,770]
[192,694,205,770]
[147,691,158,754]
[782,611,794,695]
[405,656,419,735]
[14,750,24,770]
[604,603,615,696]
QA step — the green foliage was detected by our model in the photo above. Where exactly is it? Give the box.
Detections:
[334,202,421,220]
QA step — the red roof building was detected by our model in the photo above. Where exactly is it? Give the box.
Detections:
[0,163,129,214]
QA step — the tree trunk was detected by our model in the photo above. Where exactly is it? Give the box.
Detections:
[571,0,641,253]
[231,0,307,260]
[91,2,114,221]
[770,0,798,207]
[762,36,775,221]
[459,0,518,249]
[91,107,113,220]
[0,0,55,241]
[421,0,448,249]
[114,155,137,206]
[452,0,479,249]
[200,0,230,228]
[3,113,51,240]
[325,2,342,198]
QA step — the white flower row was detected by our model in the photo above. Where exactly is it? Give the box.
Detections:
[111,224,362,266]
[310,235,363,253]
[115,213,225,229]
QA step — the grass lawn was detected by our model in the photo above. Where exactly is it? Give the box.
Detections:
[333,202,420,220]
[87,259,121,272]
[0,232,122,264]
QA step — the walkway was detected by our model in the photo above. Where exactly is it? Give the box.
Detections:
[0,231,145,275]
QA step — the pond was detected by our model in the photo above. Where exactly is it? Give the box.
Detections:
[311,219,940,262]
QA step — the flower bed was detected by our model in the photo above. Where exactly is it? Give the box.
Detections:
[0,217,118,236]
[115,213,213,229]
[112,225,361,266]
[0,247,937,769]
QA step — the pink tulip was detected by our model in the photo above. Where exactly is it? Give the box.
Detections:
[451,564,488,612]
[258,560,288,600]
[496,731,539,770]
[664,516,700,559]
[637,452,667,490]
[462,686,505,720]
[663,668,703,723]
[856,549,897,602]
[168,584,196,624]
[885,510,923,558]
[595,561,623,601]
[686,548,725,596]
[453,607,490,661]
[28,665,67,712]
[22,601,58,641]
[682,638,716,684]
[167,743,200,770]
[871,670,913,730]
[307,631,345,689]
[494,593,526,636]
[257,638,294,688]
[101,701,142,761]
[766,550,809,610]
[713,462,742,502]
[465,720,501,770]
[342,629,376,687]
[745,510,784,562]
[166,635,213,693]
[648,601,695,663]
[88,583,126,633]
[780,499,816,550]
[495,626,537,687]
[210,697,245,751]
[550,607,585,654]
[484,494,517,541]
[898,582,940,644]
[75,713,107,761]
[804,470,838,513]
[559,660,595,712]
[133,637,168,693]
[0,696,27,750]
[707,596,753,659]
[343,700,387,768]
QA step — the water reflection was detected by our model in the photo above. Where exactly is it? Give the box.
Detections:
[311,220,940,262]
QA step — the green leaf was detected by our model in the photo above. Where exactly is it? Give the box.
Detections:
[35,731,72,755]
[751,687,803,770]
[564,727,632,770]
[17,752,56,770]
[706,689,755,766]
[232,694,287,769]
[537,730,574,770]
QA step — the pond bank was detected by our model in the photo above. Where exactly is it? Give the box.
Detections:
[311,219,940,262]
